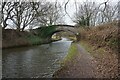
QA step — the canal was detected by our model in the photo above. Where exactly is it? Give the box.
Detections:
[2,38,72,78]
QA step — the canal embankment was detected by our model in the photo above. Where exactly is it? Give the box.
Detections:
[3,39,72,78]
[53,21,119,78]
[2,29,57,49]
[53,41,118,78]
[53,42,98,78]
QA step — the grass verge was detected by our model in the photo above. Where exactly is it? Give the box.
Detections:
[26,35,42,45]
[79,40,118,78]
[79,40,108,58]
[61,43,78,65]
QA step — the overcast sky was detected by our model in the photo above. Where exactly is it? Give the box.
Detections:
[3,0,119,29]
[46,0,119,25]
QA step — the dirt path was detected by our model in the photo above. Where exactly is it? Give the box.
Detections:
[53,43,118,78]
[73,44,98,78]
[53,44,100,78]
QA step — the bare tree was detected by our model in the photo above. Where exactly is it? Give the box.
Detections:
[73,1,97,26]
[0,2,2,26]
[73,0,118,26]
[1,2,14,29]
[34,1,64,26]
[9,2,39,31]
[100,3,118,23]
[1,1,39,30]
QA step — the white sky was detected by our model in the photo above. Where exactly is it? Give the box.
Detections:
[46,0,118,4]
[46,0,119,25]
[4,0,119,29]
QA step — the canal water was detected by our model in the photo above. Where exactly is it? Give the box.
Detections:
[2,38,72,78]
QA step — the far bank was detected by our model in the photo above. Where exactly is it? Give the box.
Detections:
[2,29,59,49]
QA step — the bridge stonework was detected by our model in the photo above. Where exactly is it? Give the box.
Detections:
[34,24,80,42]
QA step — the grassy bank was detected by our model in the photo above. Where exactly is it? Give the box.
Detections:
[2,29,52,49]
[79,40,118,78]
[79,40,106,58]
[78,21,118,53]
[2,25,60,48]
[53,43,78,77]
[25,34,43,45]
[62,43,77,65]
[78,21,119,78]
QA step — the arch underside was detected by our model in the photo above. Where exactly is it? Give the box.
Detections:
[49,29,78,40]
[35,25,80,41]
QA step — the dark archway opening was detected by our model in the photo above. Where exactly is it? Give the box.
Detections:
[49,30,79,42]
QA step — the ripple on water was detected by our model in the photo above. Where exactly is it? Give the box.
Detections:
[2,39,72,78]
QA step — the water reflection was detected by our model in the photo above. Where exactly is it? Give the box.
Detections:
[2,38,72,78]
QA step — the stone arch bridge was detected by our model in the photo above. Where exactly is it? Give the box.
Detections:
[32,24,80,42]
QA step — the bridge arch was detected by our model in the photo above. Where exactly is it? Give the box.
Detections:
[47,29,79,41]
[33,24,80,42]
